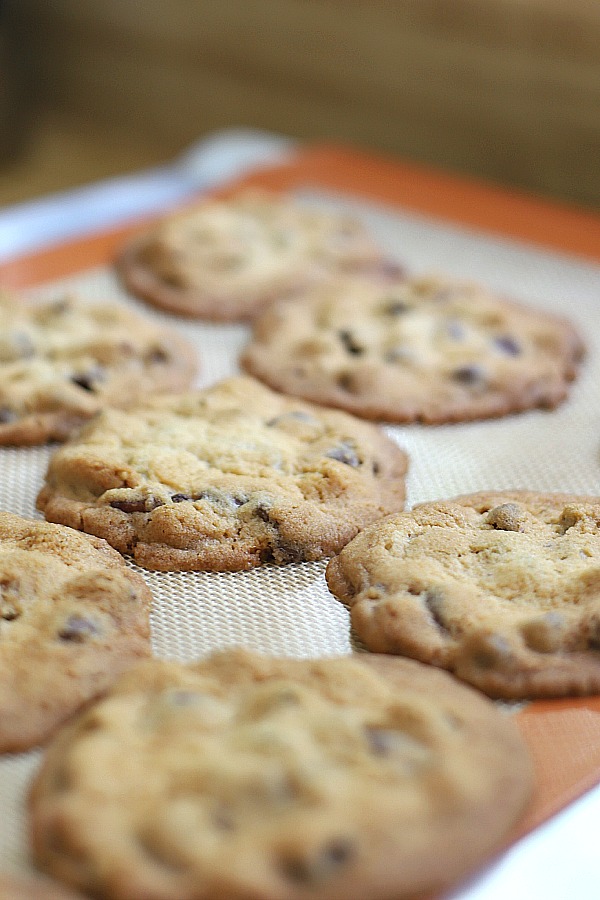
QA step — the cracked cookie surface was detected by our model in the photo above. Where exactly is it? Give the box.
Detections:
[36,377,408,571]
[0,292,197,445]
[241,274,584,423]
[326,490,600,698]
[29,648,532,900]
[0,511,151,752]
[116,189,394,321]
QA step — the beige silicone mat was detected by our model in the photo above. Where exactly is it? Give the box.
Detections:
[1,170,600,887]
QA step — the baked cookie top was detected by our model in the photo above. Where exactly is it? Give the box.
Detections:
[0,511,152,752]
[29,648,532,900]
[0,292,197,445]
[116,189,393,321]
[326,490,600,699]
[241,274,584,423]
[36,377,408,572]
[0,872,85,899]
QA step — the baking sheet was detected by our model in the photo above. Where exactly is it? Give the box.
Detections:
[1,150,600,896]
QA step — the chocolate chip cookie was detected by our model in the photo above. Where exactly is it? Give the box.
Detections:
[241,274,584,423]
[29,648,532,900]
[36,376,408,571]
[0,292,197,445]
[116,189,394,321]
[0,872,85,899]
[326,490,600,699]
[0,511,152,752]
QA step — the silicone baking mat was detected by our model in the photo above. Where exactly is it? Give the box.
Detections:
[1,144,600,893]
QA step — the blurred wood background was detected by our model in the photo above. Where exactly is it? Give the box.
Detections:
[1,0,599,208]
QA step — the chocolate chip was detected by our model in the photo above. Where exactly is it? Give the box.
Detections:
[336,371,356,392]
[494,335,521,356]
[422,588,449,633]
[0,599,20,620]
[0,580,21,620]
[71,365,105,392]
[0,407,18,424]
[338,330,364,356]
[110,496,163,513]
[325,442,361,467]
[45,298,71,317]
[197,489,248,510]
[212,805,236,831]
[146,346,170,364]
[255,505,274,523]
[383,298,409,316]
[58,615,99,642]
[171,493,192,503]
[365,726,396,756]
[586,618,600,651]
[275,543,307,564]
[372,259,405,279]
[280,838,354,884]
[451,364,486,385]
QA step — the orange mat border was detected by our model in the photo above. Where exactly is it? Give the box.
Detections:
[1,142,600,847]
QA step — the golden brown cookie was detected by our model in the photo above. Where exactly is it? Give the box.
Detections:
[0,871,85,899]
[241,273,584,423]
[326,490,600,699]
[0,511,152,752]
[36,376,408,572]
[29,648,532,900]
[116,189,394,321]
[0,292,197,445]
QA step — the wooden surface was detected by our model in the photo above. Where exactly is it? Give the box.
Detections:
[3,0,600,208]
[0,111,168,206]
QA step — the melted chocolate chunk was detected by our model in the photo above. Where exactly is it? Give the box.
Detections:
[58,615,100,642]
[451,364,486,386]
[281,838,354,884]
[365,726,396,757]
[0,600,20,620]
[338,330,364,356]
[71,365,105,392]
[383,298,410,316]
[146,346,170,364]
[336,371,355,392]
[587,618,600,651]
[494,335,521,356]
[325,442,361,467]
[110,496,163,513]
[255,504,274,523]
[0,580,21,620]
[0,407,18,424]
[422,588,449,633]
[197,489,248,510]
